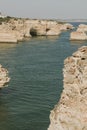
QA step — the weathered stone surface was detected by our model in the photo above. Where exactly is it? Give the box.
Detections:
[48,46,87,130]
[60,23,74,31]
[0,18,74,42]
[0,32,17,43]
[70,24,87,41]
[77,24,87,32]
[0,64,10,88]
[70,31,87,40]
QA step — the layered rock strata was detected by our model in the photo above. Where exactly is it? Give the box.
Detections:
[0,64,10,88]
[48,46,87,130]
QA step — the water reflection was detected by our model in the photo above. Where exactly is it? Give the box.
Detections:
[0,96,8,122]
[0,43,17,51]
[30,36,59,42]
[70,40,87,45]
[46,36,59,41]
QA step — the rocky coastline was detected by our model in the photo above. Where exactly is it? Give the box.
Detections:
[48,46,87,130]
[0,17,74,43]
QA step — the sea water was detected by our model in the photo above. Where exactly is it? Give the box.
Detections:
[0,23,87,130]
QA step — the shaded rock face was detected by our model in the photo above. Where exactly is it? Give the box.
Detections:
[0,65,10,88]
[30,28,38,36]
[48,46,87,130]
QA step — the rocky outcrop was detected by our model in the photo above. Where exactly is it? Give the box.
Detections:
[0,64,10,88]
[77,24,87,32]
[70,31,87,40]
[70,24,87,41]
[0,18,74,42]
[29,21,73,36]
[48,46,87,130]
[0,23,24,42]
[29,20,61,36]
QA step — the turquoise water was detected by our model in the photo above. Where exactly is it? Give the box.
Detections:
[0,23,87,130]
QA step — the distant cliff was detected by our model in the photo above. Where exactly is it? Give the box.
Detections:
[48,46,87,130]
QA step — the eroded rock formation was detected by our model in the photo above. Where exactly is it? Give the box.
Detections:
[0,64,10,88]
[0,17,74,43]
[70,31,87,40]
[70,24,87,41]
[48,46,87,130]
[77,24,87,32]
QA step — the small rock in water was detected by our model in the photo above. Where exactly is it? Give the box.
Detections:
[0,64,10,88]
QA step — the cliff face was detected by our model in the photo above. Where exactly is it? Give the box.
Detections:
[48,46,87,130]
[0,64,10,88]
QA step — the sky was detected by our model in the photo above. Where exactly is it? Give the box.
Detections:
[0,0,87,19]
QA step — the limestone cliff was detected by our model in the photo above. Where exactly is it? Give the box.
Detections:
[0,64,10,88]
[48,46,87,130]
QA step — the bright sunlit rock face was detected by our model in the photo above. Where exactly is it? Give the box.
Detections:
[48,46,87,130]
[0,64,10,88]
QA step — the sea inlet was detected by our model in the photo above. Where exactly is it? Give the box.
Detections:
[0,23,87,130]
